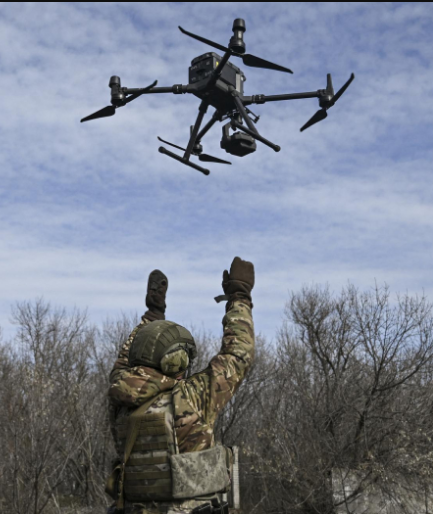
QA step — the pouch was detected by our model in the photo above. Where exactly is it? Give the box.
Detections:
[170,445,231,499]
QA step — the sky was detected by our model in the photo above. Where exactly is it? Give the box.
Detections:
[1,2,433,344]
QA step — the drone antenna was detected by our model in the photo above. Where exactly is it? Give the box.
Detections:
[230,19,246,54]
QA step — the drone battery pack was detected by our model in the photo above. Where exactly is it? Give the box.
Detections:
[189,52,243,93]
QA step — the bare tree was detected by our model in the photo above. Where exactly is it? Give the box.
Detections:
[1,287,433,514]
[0,300,112,513]
[239,284,433,514]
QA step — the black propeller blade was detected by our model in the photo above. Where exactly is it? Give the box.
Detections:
[300,109,327,132]
[300,73,354,132]
[81,80,158,123]
[157,137,232,165]
[198,154,231,164]
[326,73,335,97]
[157,137,186,153]
[330,73,355,106]
[179,26,228,53]
[178,26,293,74]
[81,105,116,123]
[242,54,293,74]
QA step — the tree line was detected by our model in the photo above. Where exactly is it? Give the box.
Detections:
[1,283,433,513]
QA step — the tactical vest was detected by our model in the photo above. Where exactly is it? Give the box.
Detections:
[115,392,177,502]
[114,391,232,504]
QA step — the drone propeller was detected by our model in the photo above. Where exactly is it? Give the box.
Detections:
[81,80,157,123]
[81,105,116,123]
[300,109,328,132]
[178,26,293,74]
[300,73,355,132]
[157,136,232,165]
[331,73,354,104]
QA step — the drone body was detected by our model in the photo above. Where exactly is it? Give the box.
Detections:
[189,52,246,108]
[81,18,354,176]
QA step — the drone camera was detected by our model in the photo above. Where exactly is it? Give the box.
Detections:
[221,122,256,157]
[109,75,125,106]
[229,18,246,54]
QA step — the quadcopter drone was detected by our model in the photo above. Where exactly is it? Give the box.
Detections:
[81,19,354,176]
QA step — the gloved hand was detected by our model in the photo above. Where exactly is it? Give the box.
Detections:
[215,257,254,305]
[143,270,168,321]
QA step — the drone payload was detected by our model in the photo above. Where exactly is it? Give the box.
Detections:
[81,18,354,176]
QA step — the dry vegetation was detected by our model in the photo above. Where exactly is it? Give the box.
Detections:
[1,284,433,513]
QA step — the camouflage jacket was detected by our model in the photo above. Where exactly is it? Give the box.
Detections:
[108,299,254,455]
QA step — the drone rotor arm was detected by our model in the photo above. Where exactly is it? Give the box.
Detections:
[243,91,320,106]
[123,80,158,104]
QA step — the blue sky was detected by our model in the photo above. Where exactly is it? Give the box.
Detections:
[1,2,433,343]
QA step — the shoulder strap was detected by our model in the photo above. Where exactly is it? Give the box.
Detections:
[171,389,179,455]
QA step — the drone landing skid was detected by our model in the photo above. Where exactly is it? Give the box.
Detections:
[159,146,210,176]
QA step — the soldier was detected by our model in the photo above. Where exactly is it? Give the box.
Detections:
[107,257,255,514]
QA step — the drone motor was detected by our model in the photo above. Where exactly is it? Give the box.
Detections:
[109,75,125,106]
[229,18,246,54]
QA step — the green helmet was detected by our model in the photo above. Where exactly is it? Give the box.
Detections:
[128,320,197,376]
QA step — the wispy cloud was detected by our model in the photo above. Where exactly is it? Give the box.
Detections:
[1,2,433,343]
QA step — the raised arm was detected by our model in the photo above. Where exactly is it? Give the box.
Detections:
[109,270,168,384]
[173,257,255,435]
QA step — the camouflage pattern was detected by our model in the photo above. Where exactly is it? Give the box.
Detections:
[119,392,177,502]
[128,321,197,370]
[124,498,224,514]
[160,349,190,377]
[108,299,254,513]
[110,317,150,384]
[109,317,151,443]
[171,445,231,499]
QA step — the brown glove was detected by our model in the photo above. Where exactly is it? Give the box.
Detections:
[215,257,254,306]
[143,270,168,321]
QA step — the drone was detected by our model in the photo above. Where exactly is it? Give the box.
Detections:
[81,19,354,176]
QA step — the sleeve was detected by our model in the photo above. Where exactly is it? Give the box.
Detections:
[109,318,150,385]
[175,298,255,426]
